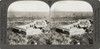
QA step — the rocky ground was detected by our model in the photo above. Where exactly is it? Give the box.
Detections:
[7,20,93,45]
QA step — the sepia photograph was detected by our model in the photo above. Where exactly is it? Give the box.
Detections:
[7,1,93,45]
[7,1,50,45]
[50,1,93,45]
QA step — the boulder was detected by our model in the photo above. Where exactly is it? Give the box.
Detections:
[30,20,47,29]
[55,20,91,36]
[77,20,91,28]
[12,20,48,35]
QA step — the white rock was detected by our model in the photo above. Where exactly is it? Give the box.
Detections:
[69,28,86,36]
[13,20,48,35]
[15,20,48,30]
[78,20,91,28]
[26,28,42,35]
[16,24,30,29]
[33,20,47,28]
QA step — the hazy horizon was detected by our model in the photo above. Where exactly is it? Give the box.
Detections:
[7,11,93,17]
[7,11,49,18]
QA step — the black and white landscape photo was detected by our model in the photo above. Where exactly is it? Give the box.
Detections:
[50,1,93,45]
[7,1,50,45]
[7,1,93,45]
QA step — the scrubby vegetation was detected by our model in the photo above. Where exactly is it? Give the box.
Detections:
[7,27,93,45]
[7,12,93,45]
[7,18,93,45]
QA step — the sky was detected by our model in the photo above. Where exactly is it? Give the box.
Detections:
[51,1,93,12]
[8,1,93,12]
[8,1,49,12]
[7,1,94,18]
